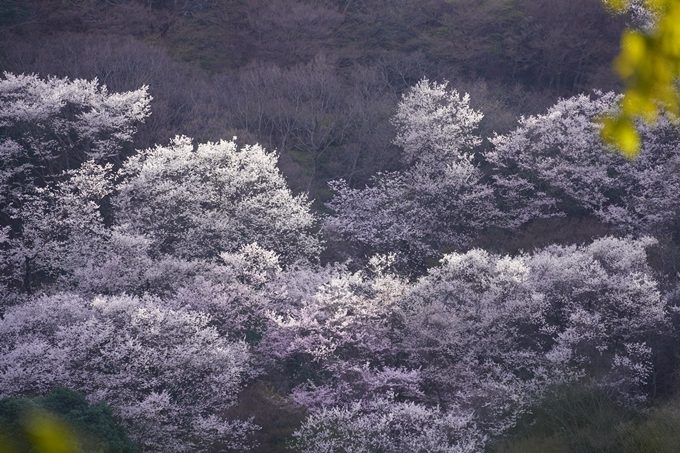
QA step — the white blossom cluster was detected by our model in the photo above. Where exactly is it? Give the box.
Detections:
[0,72,150,202]
[325,79,553,266]
[0,74,318,452]
[294,396,485,453]
[263,237,664,446]
[0,293,255,452]
[115,135,321,264]
[489,91,680,235]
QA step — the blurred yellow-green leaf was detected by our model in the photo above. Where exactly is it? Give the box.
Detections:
[0,433,18,453]
[600,115,641,158]
[22,410,77,453]
[601,0,680,156]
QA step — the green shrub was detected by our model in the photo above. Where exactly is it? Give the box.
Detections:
[490,384,637,453]
[0,387,140,453]
[619,402,680,453]
[491,385,680,453]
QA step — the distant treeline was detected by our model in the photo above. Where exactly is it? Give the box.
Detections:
[0,0,628,199]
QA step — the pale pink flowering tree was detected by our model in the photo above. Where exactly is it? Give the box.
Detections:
[488,92,680,235]
[326,79,553,267]
[268,237,666,446]
[0,292,255,453]
[0,72,150,200]
[114,136,321,265]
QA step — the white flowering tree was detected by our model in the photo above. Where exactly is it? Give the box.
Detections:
[114,136,321,265]
[403,236,665,433]
[391,79,484,167]
[0,72,151,293]
[260,260,489,452]
[325,80,491,262]
[260,257,411,410]
[325,79,552,268]
[1,70,675,453]
[488,91,680,234]
[293,396,485,453]
[0,72,150,204]
[0,292,255,453]
[1,161,116,293]
[1,160,161,296]
[3,135,320,295]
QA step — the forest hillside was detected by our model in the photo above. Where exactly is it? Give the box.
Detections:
[4,1,680,453]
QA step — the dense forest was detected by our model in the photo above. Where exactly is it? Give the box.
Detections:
[3,1,680,452]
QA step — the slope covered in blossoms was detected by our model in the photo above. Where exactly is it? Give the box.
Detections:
[1,71,680,452]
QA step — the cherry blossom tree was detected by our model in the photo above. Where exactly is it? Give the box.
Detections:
[260,256,411,409]
[325,79,553,268]
[114,136,321,265]
[3,135,321,295]
[0,292,255,453]
[488,91,680,235]
[0,72,151,293]
[391,79,484,167]
[293,396,485,453]
[1,69,675,453]
[260,258,488,452]
[265,237,666,444]
[0,72,150,205]
[402,236,665,433]
[1,160,159,296]
[2,161,114,293]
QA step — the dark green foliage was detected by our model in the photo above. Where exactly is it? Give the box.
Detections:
[490,385,637,453]
[490,385,680,453]
[0,387,140,453]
